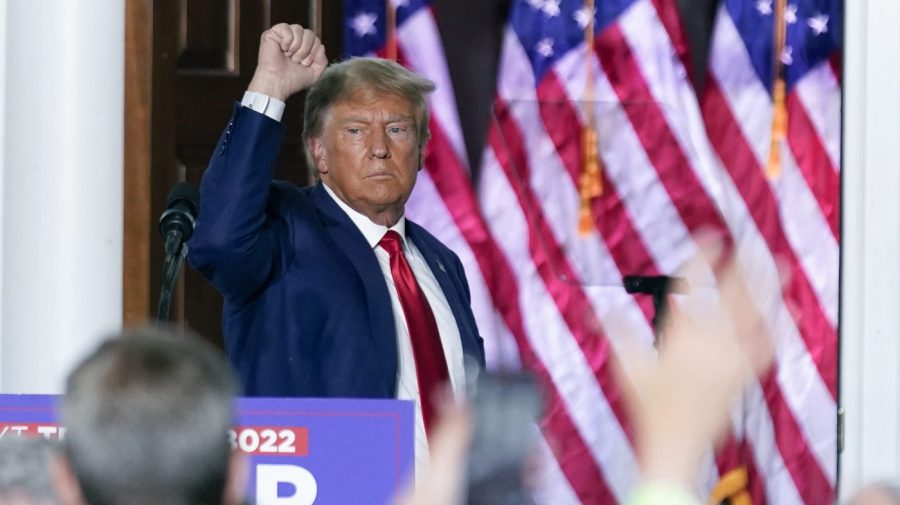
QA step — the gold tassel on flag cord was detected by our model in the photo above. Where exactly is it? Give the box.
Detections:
[708,466,753,505]
[385,0,398,60]
[766,0,788,179]
[578,0,603,236]
[579,127,602,233]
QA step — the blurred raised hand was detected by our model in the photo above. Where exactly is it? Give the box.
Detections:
[619,235,776,490]
[395,399,472,505]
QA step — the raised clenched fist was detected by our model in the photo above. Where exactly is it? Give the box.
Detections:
[248,23,328,101]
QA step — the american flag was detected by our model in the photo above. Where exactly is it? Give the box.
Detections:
[343,0,841,502]
[700,1,841,504]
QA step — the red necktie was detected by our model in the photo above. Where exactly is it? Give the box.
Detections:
[379,230,450,434]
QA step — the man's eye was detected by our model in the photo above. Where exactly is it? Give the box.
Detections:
[388,126,409,135]
[346,128,361,135]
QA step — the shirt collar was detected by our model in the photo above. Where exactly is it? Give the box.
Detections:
[322,182,407,249]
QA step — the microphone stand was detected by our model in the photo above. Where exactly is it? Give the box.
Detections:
[623,275,687,345]
[155,181,200,322]
[156,230,189,321]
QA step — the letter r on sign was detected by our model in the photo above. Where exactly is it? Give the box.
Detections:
[256,464,318,505]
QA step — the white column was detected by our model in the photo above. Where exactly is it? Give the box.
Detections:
[0,0,6,382]
[840,0,900,499]
[1,0,124,393]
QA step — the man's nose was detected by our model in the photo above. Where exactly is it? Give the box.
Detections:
[369,131,390,159]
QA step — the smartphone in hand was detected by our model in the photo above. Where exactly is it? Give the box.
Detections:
[465,367,542,505]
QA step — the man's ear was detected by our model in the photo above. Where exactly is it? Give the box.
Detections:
[223,451,249,505]
[52,455,87,505]
[308,136,328,175]
[417,142,426,172]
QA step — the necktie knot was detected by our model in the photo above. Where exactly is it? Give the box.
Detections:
[379,230,404,256]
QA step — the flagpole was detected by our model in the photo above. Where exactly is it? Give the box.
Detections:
[308,0,322,38]
[386,0,398,60]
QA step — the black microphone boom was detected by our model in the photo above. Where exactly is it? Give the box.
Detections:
[159,182,200,258]
[157,182,200,321]
[623,275,688,345]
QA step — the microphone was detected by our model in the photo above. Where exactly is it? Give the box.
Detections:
[623,275,688,344]
[623,275,688,296]
[159,182,200,258]
[156,182,200,321]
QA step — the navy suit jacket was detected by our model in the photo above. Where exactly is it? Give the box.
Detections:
[188,104,485,397]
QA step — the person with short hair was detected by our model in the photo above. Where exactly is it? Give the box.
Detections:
[52,328,246,505]
[0,437,61,505]
[188,24,485,475]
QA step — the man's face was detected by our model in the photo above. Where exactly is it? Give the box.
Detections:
[310,89,423,225]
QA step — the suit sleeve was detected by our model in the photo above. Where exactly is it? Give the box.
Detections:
[187,104,294,303]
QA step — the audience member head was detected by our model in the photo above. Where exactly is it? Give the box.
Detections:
[0,437,61,504]
[54,327,243,505]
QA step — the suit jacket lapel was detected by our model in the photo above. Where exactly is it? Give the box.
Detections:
[406,222,482,363]
[312,183,399,382]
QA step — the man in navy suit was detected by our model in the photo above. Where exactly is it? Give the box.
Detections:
[188,24,484,470]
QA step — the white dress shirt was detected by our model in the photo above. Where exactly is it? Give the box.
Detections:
[240,91,467,481]
[321,184,466,482]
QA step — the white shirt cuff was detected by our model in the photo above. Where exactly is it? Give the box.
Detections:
[241,91,286,122]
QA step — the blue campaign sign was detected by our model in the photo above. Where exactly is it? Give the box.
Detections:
[0,395,414,505]
[236,397,415,504]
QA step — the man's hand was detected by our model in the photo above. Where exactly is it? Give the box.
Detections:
[248,24,327,101]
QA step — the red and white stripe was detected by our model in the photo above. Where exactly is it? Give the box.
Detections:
[386,0,838,502]
[481,0,697,501]
[393,8,639,502]
[475,0,839,502]
[700,3,840,504]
